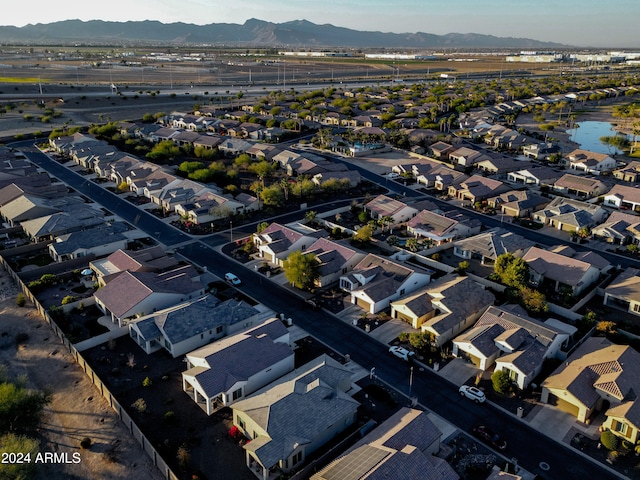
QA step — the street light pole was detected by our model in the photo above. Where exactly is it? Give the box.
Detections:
[409,366,414,395]
[230,220,233,243]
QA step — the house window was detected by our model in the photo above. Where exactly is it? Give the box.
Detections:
[633,304,640,313]
[614,421,628,435]
[400,289,405,295]
[216,326,224,334]
[237,417,245,430]
[292,451,303,466]
[232,388,243,401]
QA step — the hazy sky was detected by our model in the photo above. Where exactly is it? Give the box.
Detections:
[6,0,640,48]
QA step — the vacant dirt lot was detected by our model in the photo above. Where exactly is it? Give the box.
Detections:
[0,268,163,480]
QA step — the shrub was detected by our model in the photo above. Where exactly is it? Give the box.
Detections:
[39,274,57,285]
[142,376,152,388]
[491,370,512,395]
[163,411,176,423]
[61,295,76,305]
[600,430,619,450]
[131,398,147,413]
[27,280,43,293]
[15,293,26,307]
[80,437,92,449]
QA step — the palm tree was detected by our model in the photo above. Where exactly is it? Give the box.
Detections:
[280,178,290,202]
[378,215,394,233]
[405,237,419,252]
[304,210,317,224]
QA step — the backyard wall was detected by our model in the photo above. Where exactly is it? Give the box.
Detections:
[0,253,179,480]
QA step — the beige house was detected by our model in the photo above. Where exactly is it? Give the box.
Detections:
[232,355,359,480]
[364,194,419,225]
[603,267,640,317]
[564,148,617,174]
[603,184,640,212]
[522,246,606,295]
[452,305,574,389]
[182,318,294,416]
[448,175,510,204]
[391,274,495,345]
[552,174,608,199]
[542,337,640,436]
[340,254,434,314]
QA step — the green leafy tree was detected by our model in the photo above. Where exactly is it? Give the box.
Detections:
[491,370,512,395]
[283,251,319,290]
[494,253,529,288]
[178,161,205,175]
[520,287,549,315]
[0,376,51,434]
[0,434,39,480]
[260,184,284,207]
[248,160,276,187]
[146,140,180,163]
[353,225,373,243]
[189,168,215,183]
[234,153,252,170]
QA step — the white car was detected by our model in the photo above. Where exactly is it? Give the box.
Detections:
[459,385,486,403]
[389,346,415,362]
[386,172,400,179]
[224,272,241,285]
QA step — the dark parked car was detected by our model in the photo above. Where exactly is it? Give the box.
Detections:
[305,298,320,310]
[472,425,507,451]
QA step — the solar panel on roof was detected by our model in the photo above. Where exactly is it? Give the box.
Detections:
[321,445,389,480]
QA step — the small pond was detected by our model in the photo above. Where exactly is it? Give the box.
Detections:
[567,121,630,154]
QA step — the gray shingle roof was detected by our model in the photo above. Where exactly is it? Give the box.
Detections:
[135,297,260,345]
[190,333,293,398]
[234,355,358,469]
[49,222,129,255]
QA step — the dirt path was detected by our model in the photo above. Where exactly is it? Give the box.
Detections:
[0,269,163,480]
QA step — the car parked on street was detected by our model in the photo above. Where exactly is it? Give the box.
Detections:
[472,425,507,451]
[389,346,415,362]
[459,385,486,403]
[224,272,241,285]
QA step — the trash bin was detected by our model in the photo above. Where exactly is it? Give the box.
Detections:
[517,406,524,418]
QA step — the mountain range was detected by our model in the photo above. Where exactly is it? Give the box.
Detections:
[0,19,566,49]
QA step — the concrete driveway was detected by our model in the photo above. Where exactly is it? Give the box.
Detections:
[436,357,481,386]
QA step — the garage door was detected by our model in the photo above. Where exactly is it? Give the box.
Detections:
[395,311,414,324]
[469,354,482,367]
[356,296,372,313]
[548,393,580,417]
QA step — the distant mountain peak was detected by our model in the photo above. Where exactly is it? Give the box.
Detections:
[0,19,567,48]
